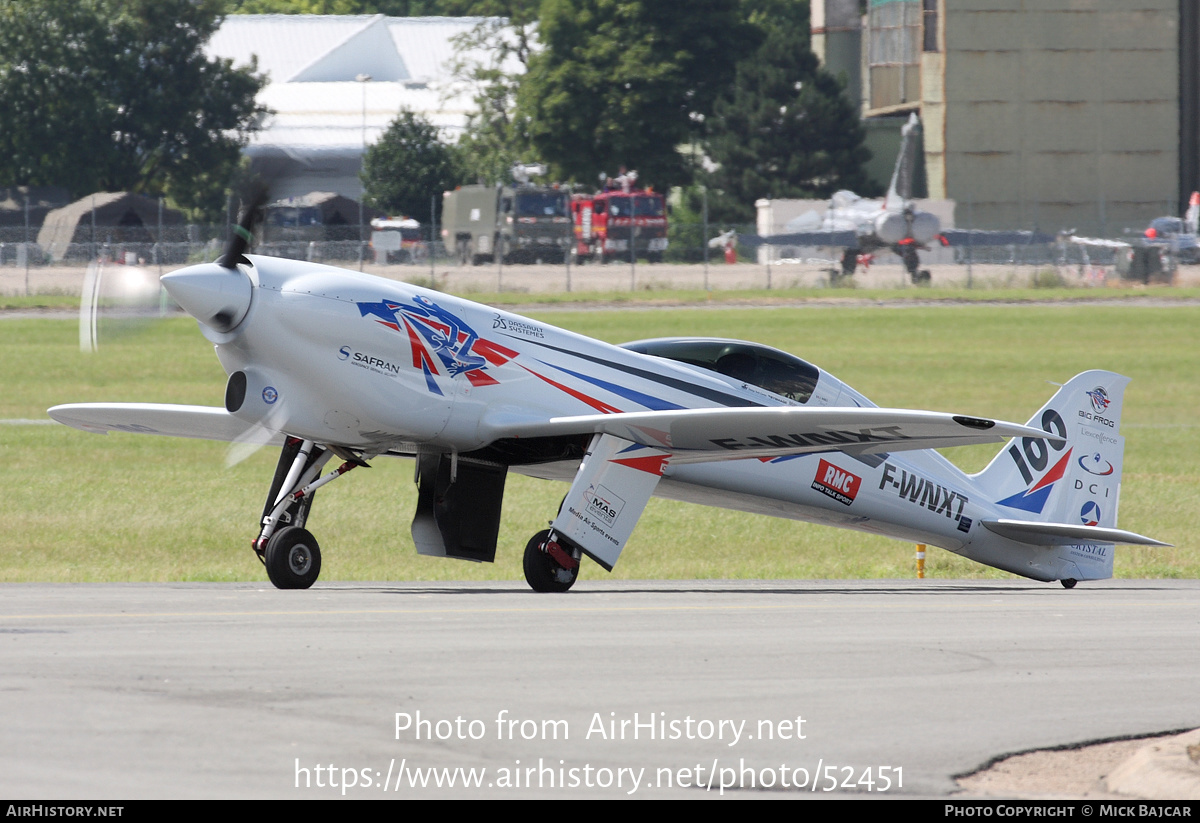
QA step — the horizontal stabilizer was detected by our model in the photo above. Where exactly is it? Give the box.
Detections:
[47,402,283,445]
[981,519,1170,547]
[486,406,1059,463]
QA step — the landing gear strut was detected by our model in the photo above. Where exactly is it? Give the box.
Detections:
[253,437,366,589]
[523,528,581,592]
[900,245,931,285]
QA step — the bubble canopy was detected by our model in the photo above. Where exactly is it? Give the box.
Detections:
[620,338,821,404]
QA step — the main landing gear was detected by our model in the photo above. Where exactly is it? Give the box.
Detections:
[899,245,931,285]
[522,529,581,593]
[1060,578,1078,589]
[253,437,366,589]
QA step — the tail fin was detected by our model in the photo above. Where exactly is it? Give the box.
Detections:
[973,370,1129,529]
[884,113,921,210]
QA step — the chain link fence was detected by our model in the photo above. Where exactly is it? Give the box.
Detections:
[1,220,1188,296]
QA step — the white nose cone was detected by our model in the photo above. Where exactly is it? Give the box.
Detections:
[162,263,252,332]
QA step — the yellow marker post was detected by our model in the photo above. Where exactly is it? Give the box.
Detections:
[915,544,926,578]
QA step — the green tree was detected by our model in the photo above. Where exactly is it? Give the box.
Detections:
[0,0,266,220]
[362,110,460,221]
[445,3,541,184]
[702,0,874,222]
[516,0,760,191]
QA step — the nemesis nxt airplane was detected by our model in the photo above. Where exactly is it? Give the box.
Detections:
[49,205,1165,591]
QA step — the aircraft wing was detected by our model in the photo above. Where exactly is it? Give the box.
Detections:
[736,230,859,249]
[50,404,1058,463]
[484,407,1057,463]
[47,402,285,445]
[1066,235,1131,250]
[940,229,1056,247]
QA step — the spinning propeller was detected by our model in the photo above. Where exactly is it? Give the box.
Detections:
[78,259,171,353]
[78,182,287,466]
[78,183,271,352]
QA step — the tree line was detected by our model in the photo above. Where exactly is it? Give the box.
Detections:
[0,0,874,225]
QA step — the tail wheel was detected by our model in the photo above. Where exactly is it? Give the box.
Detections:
[523,529,579,593]
[265,526,322,589]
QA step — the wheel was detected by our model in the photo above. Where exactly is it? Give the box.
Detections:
[1060,578,1077,589]
[522,529,579,593]
[265,526,321,589]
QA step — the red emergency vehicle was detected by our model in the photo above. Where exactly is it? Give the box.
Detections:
[570,172,669,264]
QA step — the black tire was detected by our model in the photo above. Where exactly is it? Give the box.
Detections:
[265,526,321,589]
[522,529,579,593]
[1060,578,1077,589]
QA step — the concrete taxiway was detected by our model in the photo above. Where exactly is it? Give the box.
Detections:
[2,580,1197,798]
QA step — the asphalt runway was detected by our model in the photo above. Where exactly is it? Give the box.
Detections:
[3,580,1197,799]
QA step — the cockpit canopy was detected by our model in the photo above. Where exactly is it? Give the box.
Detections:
[621,338,820,404]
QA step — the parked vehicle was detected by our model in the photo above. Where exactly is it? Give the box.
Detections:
[441,184,571,264]
[370,216,425,264]
[567,170,668,264]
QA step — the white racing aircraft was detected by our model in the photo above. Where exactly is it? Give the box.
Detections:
[50,199,1166,591]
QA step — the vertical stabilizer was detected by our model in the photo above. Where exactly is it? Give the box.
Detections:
[884,113,922,211]
[973,371,1129,531]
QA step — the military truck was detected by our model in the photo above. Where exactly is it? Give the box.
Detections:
[441,184,572,265]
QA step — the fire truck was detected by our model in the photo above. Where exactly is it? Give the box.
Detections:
[570,172,669,264]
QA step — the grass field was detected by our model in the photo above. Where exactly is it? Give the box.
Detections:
[2,299,1197,583]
